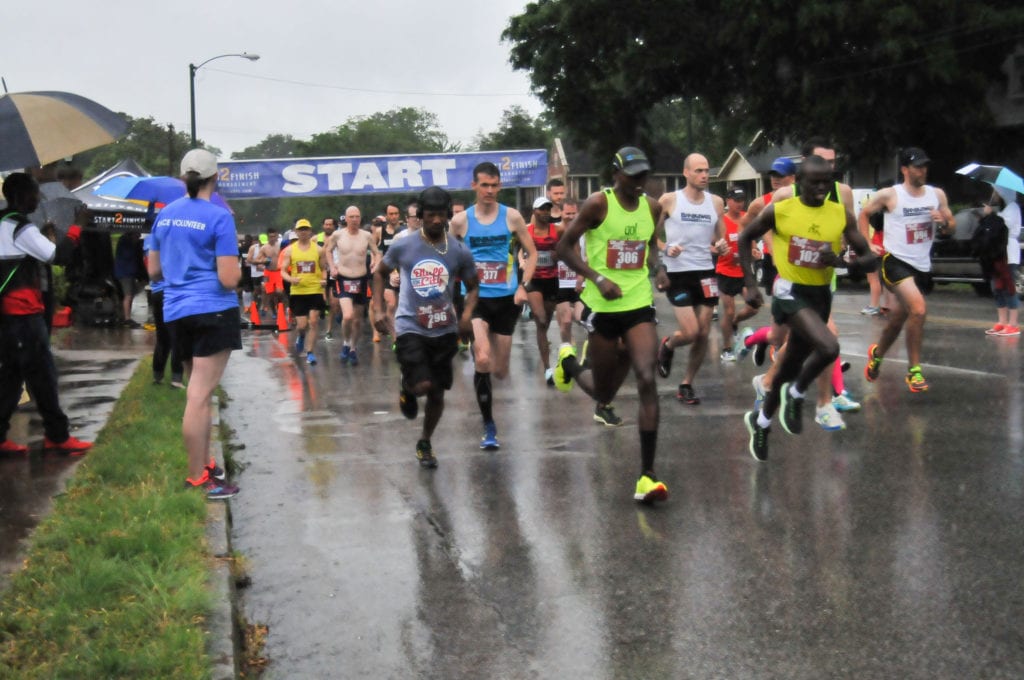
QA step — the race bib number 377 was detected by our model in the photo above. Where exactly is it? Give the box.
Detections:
[475,261,508,284]
[606,240,646,270]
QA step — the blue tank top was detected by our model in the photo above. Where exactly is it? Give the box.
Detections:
[464,204,516,298]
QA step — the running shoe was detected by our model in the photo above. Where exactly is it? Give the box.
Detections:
[657,336,674,378]
[752,374,767,411]
[736,327,754,359]
[399,388,418,420]
[832,391,861,412]
[579,339,589,369]
[752,341,768,367]
[43,436,92,455]
[720,349,736,362]
[325,330,333,340]
[864,343,882,382]
[814,403,846,431]
[0,440,28,454]
[348,349,359,366]
[480,421,500,450]
[186,477,240,500]
[906,366,929,392]
[778,382,803,435]
[553,343,576,393]
[744,410,769,462]
[206,461,226,482]
[544,367,555,386]
[170,380,186,390]
[593,404,623,427]
[416,439,438,468]
[860,306,881,316]
[675,383,700,405]
[340,345,351,361]
[997,325,1021,336]
[985,324,1006,335]
[306,352,317,365]
[634,474,668,503]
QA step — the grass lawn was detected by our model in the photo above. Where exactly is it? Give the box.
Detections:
[0,357,222,679]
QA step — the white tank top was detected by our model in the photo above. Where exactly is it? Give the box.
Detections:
[883,184,938,272]
[663,189,717,272]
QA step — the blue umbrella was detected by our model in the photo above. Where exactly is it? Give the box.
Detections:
[94,175,232,211]
[956,163,1024,195]
[0,91,127,171]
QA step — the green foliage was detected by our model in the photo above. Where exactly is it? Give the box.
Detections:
[230,107,459,233]
[504,0,1024,169]
[473,105,552,151]
[0,359,215,679]
[74,116,201,179]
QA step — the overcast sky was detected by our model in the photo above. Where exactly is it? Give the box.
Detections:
[5,0,544,159]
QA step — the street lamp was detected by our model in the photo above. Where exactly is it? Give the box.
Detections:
[189,52,260,147]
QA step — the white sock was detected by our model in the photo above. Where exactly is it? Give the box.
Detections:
[757,411,772,429]
[789,384,805,400]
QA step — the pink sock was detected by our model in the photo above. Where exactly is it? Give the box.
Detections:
[831,357,844,396]
[746,326,771,348]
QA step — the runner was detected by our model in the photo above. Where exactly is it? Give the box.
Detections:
[281,219,327,364]
[555,198,583,345]
[715,186,760,361]
[552,146,668,502]
[655,152,730,405]
[546,178,567,222]
[374,203,405,340]
[326,206,380,365]
[372,187,479,468]
[860,147,956,392]
[257,228,283,322]
[738,155,876,461]
[320,217,341,340]
[524,196,561,384]
[449,161,537,450]
[244,234,265,317]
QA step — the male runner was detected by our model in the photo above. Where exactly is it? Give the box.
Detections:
[738,156,877,461]
[326,205,380,365]
[281,219,327,364]
[860,147,955,392]
[257,228,283,321]
[546,178,567,222]
[449,161,537,450]
[374,203,405,339]
[656,153,729,404]
[554,198,584,345]
[320,217,341,339]
[553,146,668,502]
[373,187,479,468]
[716,186,760,361]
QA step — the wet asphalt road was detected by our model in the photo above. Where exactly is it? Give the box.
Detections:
[223,283,1024,680]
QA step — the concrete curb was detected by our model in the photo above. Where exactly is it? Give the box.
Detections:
[206,396,238,680]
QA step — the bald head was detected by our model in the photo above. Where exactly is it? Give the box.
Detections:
[344,206,362,230]
[683,153,710,192]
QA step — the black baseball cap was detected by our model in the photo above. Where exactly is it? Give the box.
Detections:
[899,147,930,167]
[727,186,746,201]
[612,146,651,176]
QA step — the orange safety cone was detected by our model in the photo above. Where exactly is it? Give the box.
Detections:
[248,302,261,325]
[276,302,290,332]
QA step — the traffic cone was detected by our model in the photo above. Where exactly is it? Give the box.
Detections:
[276,302,289,332]
[248,302,261,325]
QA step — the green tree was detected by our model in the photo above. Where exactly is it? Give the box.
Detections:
[473,105,552,151]
[75,115,201,178]
[504,0,1024,175]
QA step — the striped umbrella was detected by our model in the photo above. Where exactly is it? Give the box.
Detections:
[0,91,128,171]
[955,163,1024,195]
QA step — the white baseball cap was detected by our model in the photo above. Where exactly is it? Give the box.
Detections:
[180,148,219,179]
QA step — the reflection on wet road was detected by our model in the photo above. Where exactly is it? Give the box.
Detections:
[223,287,1023,678]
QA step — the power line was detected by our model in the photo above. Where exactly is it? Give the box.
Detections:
[205,67,536,98]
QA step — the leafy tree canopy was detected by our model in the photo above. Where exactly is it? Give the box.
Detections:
[504,0,1024,170]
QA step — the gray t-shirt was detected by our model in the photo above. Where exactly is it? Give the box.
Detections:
[383,231,475,337]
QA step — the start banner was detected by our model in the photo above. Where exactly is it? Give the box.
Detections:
[217,149,547,199]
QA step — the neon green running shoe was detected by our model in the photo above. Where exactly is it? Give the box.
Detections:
[553,343,576,393]
[634,474,668,503]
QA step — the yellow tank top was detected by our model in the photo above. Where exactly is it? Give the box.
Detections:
[771,196,846,286]
[289,242,323,295]
[581,189,656,312]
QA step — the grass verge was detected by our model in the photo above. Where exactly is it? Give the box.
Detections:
[0,357,218,679]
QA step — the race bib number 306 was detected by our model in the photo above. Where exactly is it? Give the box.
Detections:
[475,261,508,284]
[606,240,646,270]
[787,237,831,269]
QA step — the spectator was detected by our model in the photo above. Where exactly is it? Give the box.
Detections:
[984,187,1022,336]
[0,173,92,455]
[114,231,145,327]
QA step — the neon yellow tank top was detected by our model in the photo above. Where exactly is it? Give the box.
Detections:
[771,196,846,286]
[289,242,323,295]
[581,189,655,312]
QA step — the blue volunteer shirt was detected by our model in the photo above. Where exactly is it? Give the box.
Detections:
[150,197,238,322]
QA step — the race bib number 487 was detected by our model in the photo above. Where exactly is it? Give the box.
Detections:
[606,240,646,270]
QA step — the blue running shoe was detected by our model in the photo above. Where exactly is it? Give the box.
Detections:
[480,421,500,450]
[340,345,351,362]
[348,349,358,366]
[306,352,317,365]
